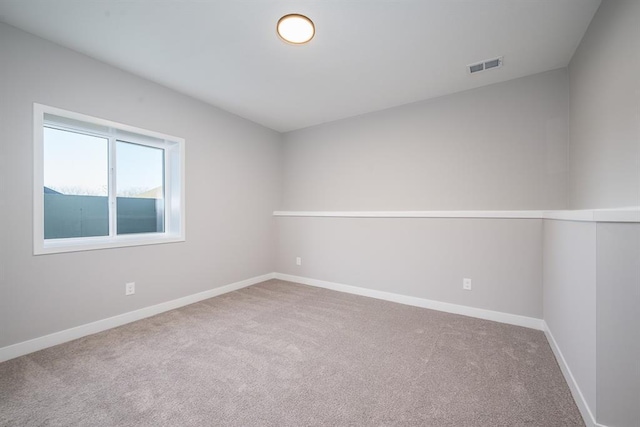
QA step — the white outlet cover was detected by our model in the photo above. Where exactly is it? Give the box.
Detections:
[296,257,302,266]
[125,282,135,295]
[463,278,472,290]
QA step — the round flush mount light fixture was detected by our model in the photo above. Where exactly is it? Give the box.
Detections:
[277,14,315,44]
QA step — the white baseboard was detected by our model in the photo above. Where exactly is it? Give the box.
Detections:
[274,273,543,330]
[0,272,275,363]
[543,321,606,427]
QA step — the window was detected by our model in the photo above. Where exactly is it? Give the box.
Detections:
[34,104,185,254]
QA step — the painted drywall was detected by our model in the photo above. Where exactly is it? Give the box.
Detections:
[542,220,597,420]
[0,23,282,348]
[282,69,568,211]
[596,223,640,427]
[276,68,568,329]
[568,0,640,209]
[546,2,640,424]
[277,217,543,318]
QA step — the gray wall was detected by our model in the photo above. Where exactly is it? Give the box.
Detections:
[596,223,640,427]
[543,220,640,427]
[568,0,640,209]
[0,23,282,348]
[277,217,543,318]
[275,69,569,319]
[282,69,568,211]
[544,2,640,425]
[542,220,597,418]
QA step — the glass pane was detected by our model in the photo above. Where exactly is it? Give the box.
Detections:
[43,127,109,239]
[116,141,165,235]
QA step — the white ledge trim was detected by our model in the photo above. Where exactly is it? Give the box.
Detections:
[274,210,544,219]
[274,207,640,223]
[544,207,640,223]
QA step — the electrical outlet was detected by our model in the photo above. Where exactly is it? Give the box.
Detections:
[125,282,135,296]
[296,257,302,266]
[463,278,472,291]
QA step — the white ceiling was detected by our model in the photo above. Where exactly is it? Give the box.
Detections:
[0,0,600,132]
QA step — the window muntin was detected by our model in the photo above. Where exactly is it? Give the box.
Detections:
[34,104,185,254]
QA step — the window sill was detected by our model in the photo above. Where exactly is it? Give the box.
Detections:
[35,234,185,255]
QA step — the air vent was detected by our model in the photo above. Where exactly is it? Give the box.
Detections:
[469,63,484,73]
[468,56,503,74]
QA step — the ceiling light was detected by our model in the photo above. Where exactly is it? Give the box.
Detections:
[277,14,315,44]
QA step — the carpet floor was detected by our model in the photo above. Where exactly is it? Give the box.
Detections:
[0,279,583,426]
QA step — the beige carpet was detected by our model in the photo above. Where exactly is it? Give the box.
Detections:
[0,279,583,426]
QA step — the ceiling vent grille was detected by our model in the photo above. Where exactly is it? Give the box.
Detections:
[468,56,503,74]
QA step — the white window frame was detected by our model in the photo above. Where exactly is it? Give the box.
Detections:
[33,103,185,255]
